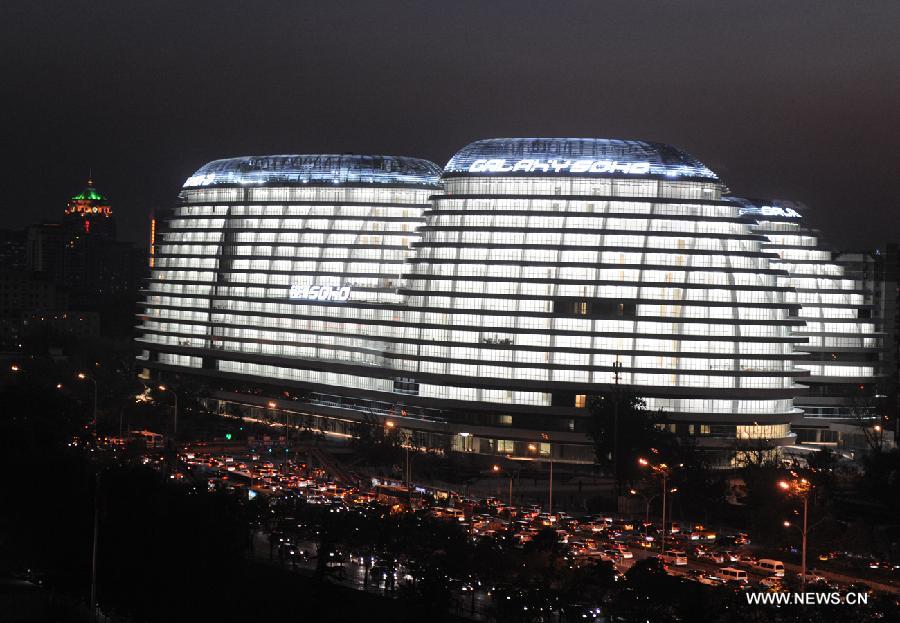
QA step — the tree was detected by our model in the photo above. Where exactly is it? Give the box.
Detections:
[586,391,675,494]
[849,392,892,456]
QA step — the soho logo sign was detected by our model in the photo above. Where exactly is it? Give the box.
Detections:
[759,206,802,218]
[289,284,352,302]
[467,158,652,175]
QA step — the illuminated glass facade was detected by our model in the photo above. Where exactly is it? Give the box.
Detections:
[735,198,881,440]
[137,142,823,464]
[392,139,802,458]
[137,154,442,403]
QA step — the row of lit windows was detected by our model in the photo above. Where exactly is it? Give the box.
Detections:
[437,198,733,219]
[443,177,720,201]
[421,232,761,252]
[216,359,395,393]
[219,217,415,231]
[404,264,777,292]
[408,289,787,306]
[644,397,795,414]
[792,292,864,305]
[801,322,875,334]
[407,363,794,389]
[773,262,844,277]
[410,264,776,286]
[139,311,795,357]
[141,312,795,357]
[179,187,435,205]
[413,248,771,270]
[780,276,858,291]
[795,363,876,377]
[428,214,746,235]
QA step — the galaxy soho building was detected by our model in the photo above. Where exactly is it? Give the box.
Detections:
[137,139,878,464]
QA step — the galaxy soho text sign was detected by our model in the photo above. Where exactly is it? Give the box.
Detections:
[468,158,652,175]
[289,284,352,302]
[758,206,802,218]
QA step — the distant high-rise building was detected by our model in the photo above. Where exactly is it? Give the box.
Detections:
[11,178,147,339]
[64,178,115,238]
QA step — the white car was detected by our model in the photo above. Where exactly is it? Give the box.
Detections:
[661,551,688,566]
[611,544,633,559]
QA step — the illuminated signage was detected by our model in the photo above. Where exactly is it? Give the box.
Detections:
[468,158,652,175]
[289,284,352,302]
[758,206,802,218]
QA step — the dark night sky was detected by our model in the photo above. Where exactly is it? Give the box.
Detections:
[2,1,898,248]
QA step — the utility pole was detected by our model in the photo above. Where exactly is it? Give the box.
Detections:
[90,471,101,621]
[660,470,667,557]
[549,451,553,515]
[801,493,808,592]
[613,358,621,496]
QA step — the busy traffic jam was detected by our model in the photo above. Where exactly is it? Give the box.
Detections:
[155,438,899,618]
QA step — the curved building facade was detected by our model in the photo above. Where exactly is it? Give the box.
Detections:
[138,154,442,404]
[390,139,802,460]
[734,198,882,451]
[138,142,807,464]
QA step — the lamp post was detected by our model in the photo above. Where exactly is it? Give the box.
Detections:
[386,421,410,489]
[78,372,98,431]
[90,471,101,622]
[778,475,813,592]
[527,442,553,514]
[158,385,178,440]
[492,465,514,508]
[629,488,659,525]
[638,457,682,557]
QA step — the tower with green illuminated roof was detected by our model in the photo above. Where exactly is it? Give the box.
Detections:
[64,178,115,238]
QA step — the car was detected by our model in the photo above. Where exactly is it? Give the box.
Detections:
[610,543,633,559]
[602,550,622,562]
[660,550,688,566]
[696,550,725,564]
[687,569,719,586]
[759,576,785,590]
[797,570,825,584]
[718,567,749,583]
[753,559,785,578]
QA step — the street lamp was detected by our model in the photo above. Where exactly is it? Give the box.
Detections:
[527,441,553,515]
[10,364,20,372]
[638,457,682,557]
[628,488,659,525]
[157,385,178,440]
[778,474,814,591]
[78,372,98,430]
[492,465,514,508]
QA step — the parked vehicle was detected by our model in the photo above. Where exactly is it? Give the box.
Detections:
[719,567,748,583]
[753,559,785,578]
[661,550,688,566]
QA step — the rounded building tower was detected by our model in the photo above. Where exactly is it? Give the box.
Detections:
[734,198,881,449]
[137,154,442,414]
[390,138,803,462]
